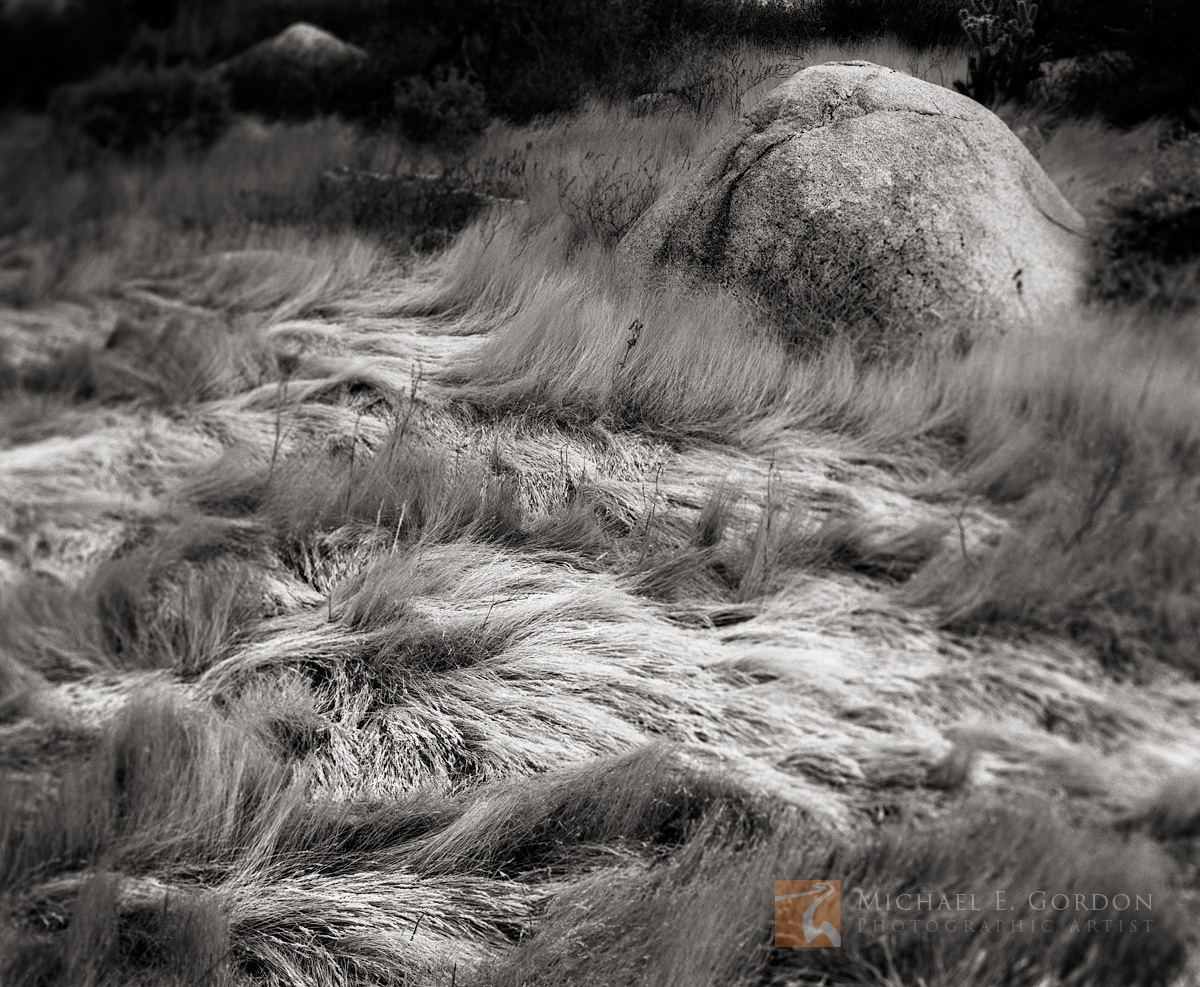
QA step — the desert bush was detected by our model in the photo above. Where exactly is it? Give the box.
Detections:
[1036,0,1200,127]
[48,64,231,158]
[314,168,493,251]
[555,153,662,249]
[1090,136,1200,310]
[220,45,386,123]
[380,0,811,122]
[646,39,792,123]
[394,69,489,151]
[1029,49,1136,117]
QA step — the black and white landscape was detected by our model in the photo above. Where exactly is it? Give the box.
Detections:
[1,1,1198,985]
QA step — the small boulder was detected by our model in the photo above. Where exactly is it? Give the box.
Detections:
[229,23,368,73]
[215,23,371,119]
[620,61,1088,349]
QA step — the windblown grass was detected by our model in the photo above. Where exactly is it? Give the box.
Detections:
[492,799,1187,987]
[433,217,1200,670]
[3,32,1199,987]
[0,694,772,987]
[902,316,1200,670]
[406,75,1200,674]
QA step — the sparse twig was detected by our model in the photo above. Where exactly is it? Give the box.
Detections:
[345,411,363,516]
[618,318,644,372]
[266,355,300,494]
[955,499,973,567]
[636,462,663,568]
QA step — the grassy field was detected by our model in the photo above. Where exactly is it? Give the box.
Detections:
[2,33,1200,987]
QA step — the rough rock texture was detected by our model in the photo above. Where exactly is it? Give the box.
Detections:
[228,22,367,72]
[620,61,1088,340]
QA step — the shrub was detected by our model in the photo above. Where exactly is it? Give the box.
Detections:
[1037,0,1200,127]
[554,153,661,250]
[383,0,811,122]
[1090,136,1200,309]
[1029,49,1136,116]
[393,69,489,151]
[0,0,174,110]
[649,38,791,124]
[314,166,500,252]
[220,45,387,123]
[48,64,231,157]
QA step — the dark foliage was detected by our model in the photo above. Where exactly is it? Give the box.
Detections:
[48,65,231,157]
[219,47,386,123]
[0,0,179,109]
[1030,50,1136,116]
[393,69,489,149]
[1035,0,1200,127]
[1090,136,1200,310]
[311,167,500,252]
[2,0,816,125]
[803,0,964,44]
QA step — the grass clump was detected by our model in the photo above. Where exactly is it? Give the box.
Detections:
[0,694,302,893]
[897,322,1200,672]
[0,515,272,681]
[7,313,275,410]
[494,799,1187,987]
[0,687,771,986]
[411,745,771,878]
[259,431,525,584]
[0,695,294,986]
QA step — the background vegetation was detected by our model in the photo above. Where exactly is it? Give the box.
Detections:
[3,0,1197,127]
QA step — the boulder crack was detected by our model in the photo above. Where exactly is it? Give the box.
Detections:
[663,133,799,268]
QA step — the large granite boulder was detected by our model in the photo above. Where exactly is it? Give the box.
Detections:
[619,61,1088,347]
